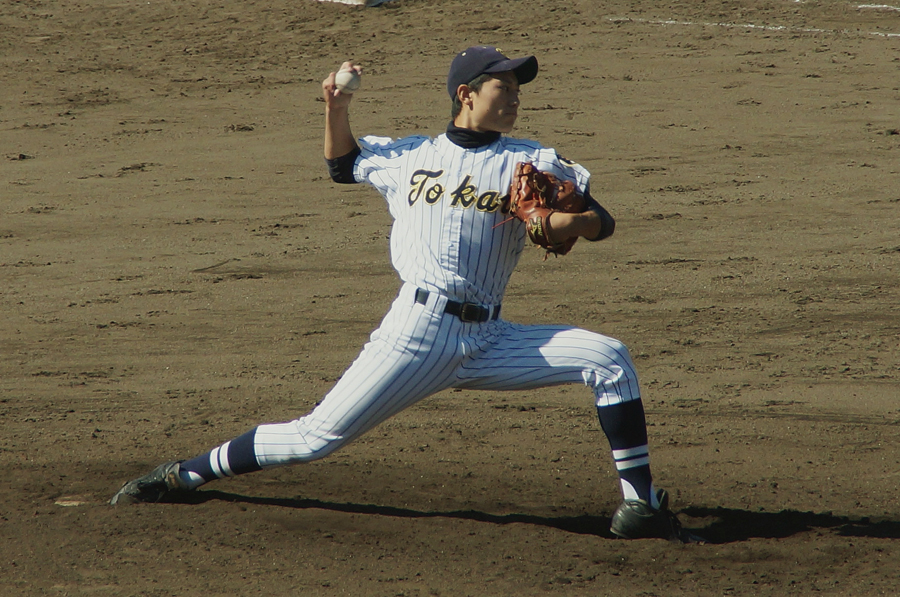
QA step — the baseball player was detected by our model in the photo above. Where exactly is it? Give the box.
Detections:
[111,46,700,543]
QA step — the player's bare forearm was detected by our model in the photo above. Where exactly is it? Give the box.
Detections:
[547,210,605,244]
[322,62,361,159]
[324,105,357,159]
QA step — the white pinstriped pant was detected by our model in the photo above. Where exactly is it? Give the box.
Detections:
[254,283,641,468]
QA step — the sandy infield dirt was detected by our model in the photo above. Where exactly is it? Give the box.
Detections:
[2,0,899,594]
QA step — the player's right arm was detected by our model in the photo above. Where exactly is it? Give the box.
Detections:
[323,61,360,160]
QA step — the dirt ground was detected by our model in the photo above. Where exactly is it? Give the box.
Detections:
[2,0,899,594]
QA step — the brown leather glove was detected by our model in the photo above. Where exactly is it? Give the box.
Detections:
[505,162,586,257]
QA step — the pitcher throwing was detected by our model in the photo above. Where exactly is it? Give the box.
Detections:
[110,45,701,543]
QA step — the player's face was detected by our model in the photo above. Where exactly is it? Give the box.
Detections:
[469,72,520,133]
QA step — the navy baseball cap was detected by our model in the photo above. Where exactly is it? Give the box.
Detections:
[447,46,538,98]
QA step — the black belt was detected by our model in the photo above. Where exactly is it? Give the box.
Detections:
[415,289,500,323]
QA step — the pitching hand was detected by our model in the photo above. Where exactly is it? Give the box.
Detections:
[322,61,362,110]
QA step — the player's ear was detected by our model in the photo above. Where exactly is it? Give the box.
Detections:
[456,84,474,109]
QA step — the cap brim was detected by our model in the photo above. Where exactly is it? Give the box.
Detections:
[484,55,538,85]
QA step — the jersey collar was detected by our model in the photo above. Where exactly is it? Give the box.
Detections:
[446,122,501,148]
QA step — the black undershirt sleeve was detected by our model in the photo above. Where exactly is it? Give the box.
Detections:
[325,146,362,184]
[583,189,616,241]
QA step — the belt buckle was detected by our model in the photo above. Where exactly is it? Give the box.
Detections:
[459,303,484,323]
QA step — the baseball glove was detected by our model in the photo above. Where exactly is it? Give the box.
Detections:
[504,161,586,257]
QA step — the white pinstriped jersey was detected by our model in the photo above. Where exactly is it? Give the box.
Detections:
[354,133,592,306]
[250,131,643,469]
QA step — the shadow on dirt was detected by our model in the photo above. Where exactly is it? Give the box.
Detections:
[185,490,619,537]
[682,506,900,543]
[178,490,900,543]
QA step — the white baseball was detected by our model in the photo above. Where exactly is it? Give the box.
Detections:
[335,69,361,94]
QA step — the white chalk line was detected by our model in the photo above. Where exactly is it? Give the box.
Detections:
[792,0,900,8]
[856,4,900,11]
[608,16,900,39]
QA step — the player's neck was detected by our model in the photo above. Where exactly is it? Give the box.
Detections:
[446,122,501,148]
[453,111,498,133]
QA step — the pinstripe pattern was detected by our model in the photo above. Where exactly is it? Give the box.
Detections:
[252,132,643,473]
[355,134,590,306]
[254,284,641,468]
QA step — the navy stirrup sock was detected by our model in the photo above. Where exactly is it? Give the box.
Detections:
[596,400,658,507]
[181,427,263,484]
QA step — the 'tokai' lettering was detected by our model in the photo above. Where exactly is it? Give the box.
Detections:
[449,175,478,208]
[408,171,504,212]
[408,169,445,206]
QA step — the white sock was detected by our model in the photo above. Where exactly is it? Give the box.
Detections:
[178,469,207,490]
[620,479,660,509]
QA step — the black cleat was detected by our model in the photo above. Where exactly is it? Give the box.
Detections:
[109,461,188,505]
[610,489,705,543]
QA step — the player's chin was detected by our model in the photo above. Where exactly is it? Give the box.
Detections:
[496,117,517,133]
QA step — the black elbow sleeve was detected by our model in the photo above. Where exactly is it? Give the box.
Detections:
[325,147,361,184]
[584,191,615,241]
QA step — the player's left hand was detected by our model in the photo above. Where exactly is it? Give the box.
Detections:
[505,162,587,257]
